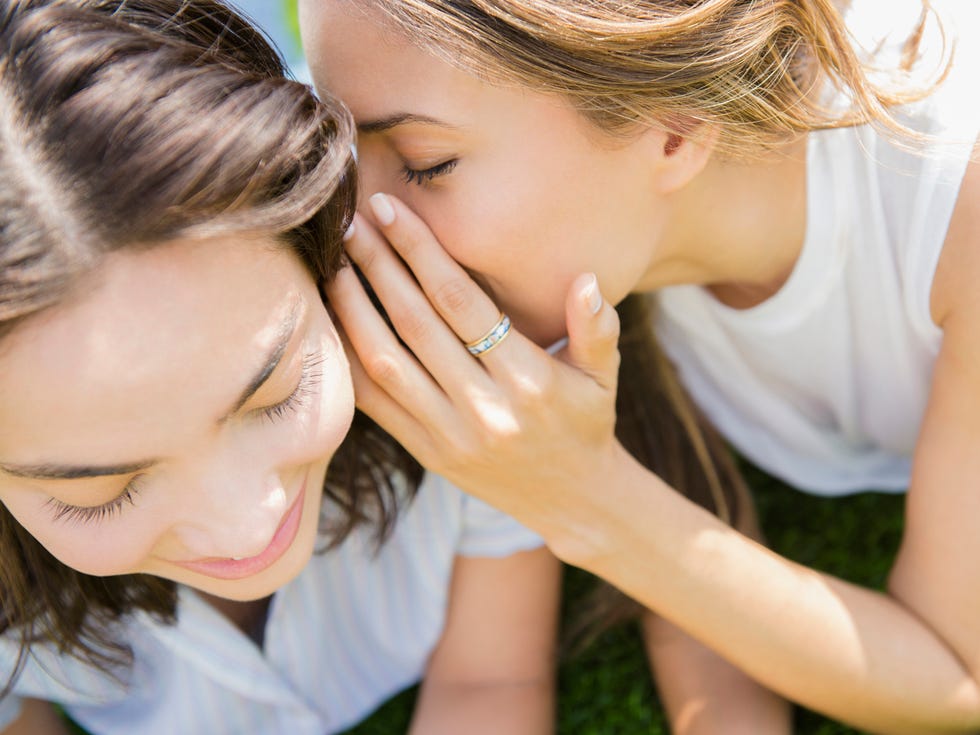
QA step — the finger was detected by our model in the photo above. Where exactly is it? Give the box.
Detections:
[342,212,495,395]
[366,193,526,365]
[337,328,439,466]
[325,263,455,427]
[563,273,620,392]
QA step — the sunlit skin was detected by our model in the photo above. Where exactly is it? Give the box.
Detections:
[0,235,354,602]
[300,1,808,347]
[299,3,980,732]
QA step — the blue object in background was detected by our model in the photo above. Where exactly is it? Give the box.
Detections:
[227,0,309,83]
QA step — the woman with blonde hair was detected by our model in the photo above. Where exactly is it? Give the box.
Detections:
[301,0,980,731]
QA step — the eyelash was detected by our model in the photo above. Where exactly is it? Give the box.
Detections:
[46,351,326,526]
[45,476,145,526]
[258,350,325,423]
[401,159,458,186]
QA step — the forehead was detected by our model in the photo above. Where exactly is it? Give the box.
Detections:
[300,1,617,155]
[0,235,308,464]
[301,1,491,121]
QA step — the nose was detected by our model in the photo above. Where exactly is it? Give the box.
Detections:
[170,471,291,561]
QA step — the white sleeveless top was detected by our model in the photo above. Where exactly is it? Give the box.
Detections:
[655,2,979,495]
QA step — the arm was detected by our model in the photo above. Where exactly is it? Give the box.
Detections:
[641,476,792,735]
[328,149,980,733]
[408,547,560,735]
[642,612,791,735]
[2,699,73,735]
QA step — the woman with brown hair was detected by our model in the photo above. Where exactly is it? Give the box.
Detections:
[0,1,559,733]
[301,0,980,732]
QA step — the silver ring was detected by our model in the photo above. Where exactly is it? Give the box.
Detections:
[464,314,511,357]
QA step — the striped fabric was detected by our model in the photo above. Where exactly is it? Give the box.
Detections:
[0,474,543,734]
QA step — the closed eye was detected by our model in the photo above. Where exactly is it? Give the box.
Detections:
[258,350,325,423]
[45,475,145,526]
[42,351,325,526]
[401,159,458,186]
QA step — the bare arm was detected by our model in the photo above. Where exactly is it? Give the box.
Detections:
[2,699,73,735]
[641,477,792,735]
[329,146,980,733]
[407,547,560,735]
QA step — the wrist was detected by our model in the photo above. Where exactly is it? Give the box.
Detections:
[540,442,663,569]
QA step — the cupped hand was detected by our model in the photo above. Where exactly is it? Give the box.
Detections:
[325,193,630,541]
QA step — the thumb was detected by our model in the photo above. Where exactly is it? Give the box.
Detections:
[563,273,620,391]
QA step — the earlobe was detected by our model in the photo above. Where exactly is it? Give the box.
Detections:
[649,125,719,194]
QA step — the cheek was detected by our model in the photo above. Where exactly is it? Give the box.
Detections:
[408,183,584,342]
[3,501,160,577]
[416,196,522,270]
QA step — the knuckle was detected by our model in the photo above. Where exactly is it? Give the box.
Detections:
[363,351,403,388]
[604,312,622,342]
[475,404,523,447]
[609,349,622,375]
[350,241,379,272]
[484,424,519,454]
[433,278,474,315]
[395,308,432,344]
[441,434,479,472]
[398,231,425,258]
[509,369,549,408]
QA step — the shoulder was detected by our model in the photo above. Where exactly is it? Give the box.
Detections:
[931,139,980,329]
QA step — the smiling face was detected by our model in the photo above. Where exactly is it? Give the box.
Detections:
[0,235,354,601]
[300,1,681,345]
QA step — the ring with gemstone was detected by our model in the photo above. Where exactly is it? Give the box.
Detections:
[464,313,512,357]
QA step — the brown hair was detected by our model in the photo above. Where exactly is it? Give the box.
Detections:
[0,0,420,686]
[365,0,947,631]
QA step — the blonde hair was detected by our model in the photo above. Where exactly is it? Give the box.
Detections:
[372,0,948,156]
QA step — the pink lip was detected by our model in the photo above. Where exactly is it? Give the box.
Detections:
[173,481,306,581]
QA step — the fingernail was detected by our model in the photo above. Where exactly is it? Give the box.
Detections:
[343,220,356,241]
[369,193,396,226]
[585,273,602,314]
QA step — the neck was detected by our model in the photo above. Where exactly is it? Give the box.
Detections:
[641,136,809,308]
[197,591,272,644]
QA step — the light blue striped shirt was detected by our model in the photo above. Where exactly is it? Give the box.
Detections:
[0,474,543,734]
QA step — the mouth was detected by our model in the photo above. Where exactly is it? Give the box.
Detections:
[172,479,307,581]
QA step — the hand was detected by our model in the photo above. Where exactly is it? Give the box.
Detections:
[325,193,626,540]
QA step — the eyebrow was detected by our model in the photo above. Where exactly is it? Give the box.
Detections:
[0,303,303,482]
[219,301,303,422]
[357,112,459,135]
[0,460,157,481]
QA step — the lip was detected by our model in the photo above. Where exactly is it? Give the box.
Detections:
[173,480,307,581]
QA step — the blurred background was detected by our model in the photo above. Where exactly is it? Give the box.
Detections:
[229,0,308,82]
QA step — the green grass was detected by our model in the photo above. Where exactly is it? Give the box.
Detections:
[342,460,905,735]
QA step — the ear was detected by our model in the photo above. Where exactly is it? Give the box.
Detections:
[643,123,719,194]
